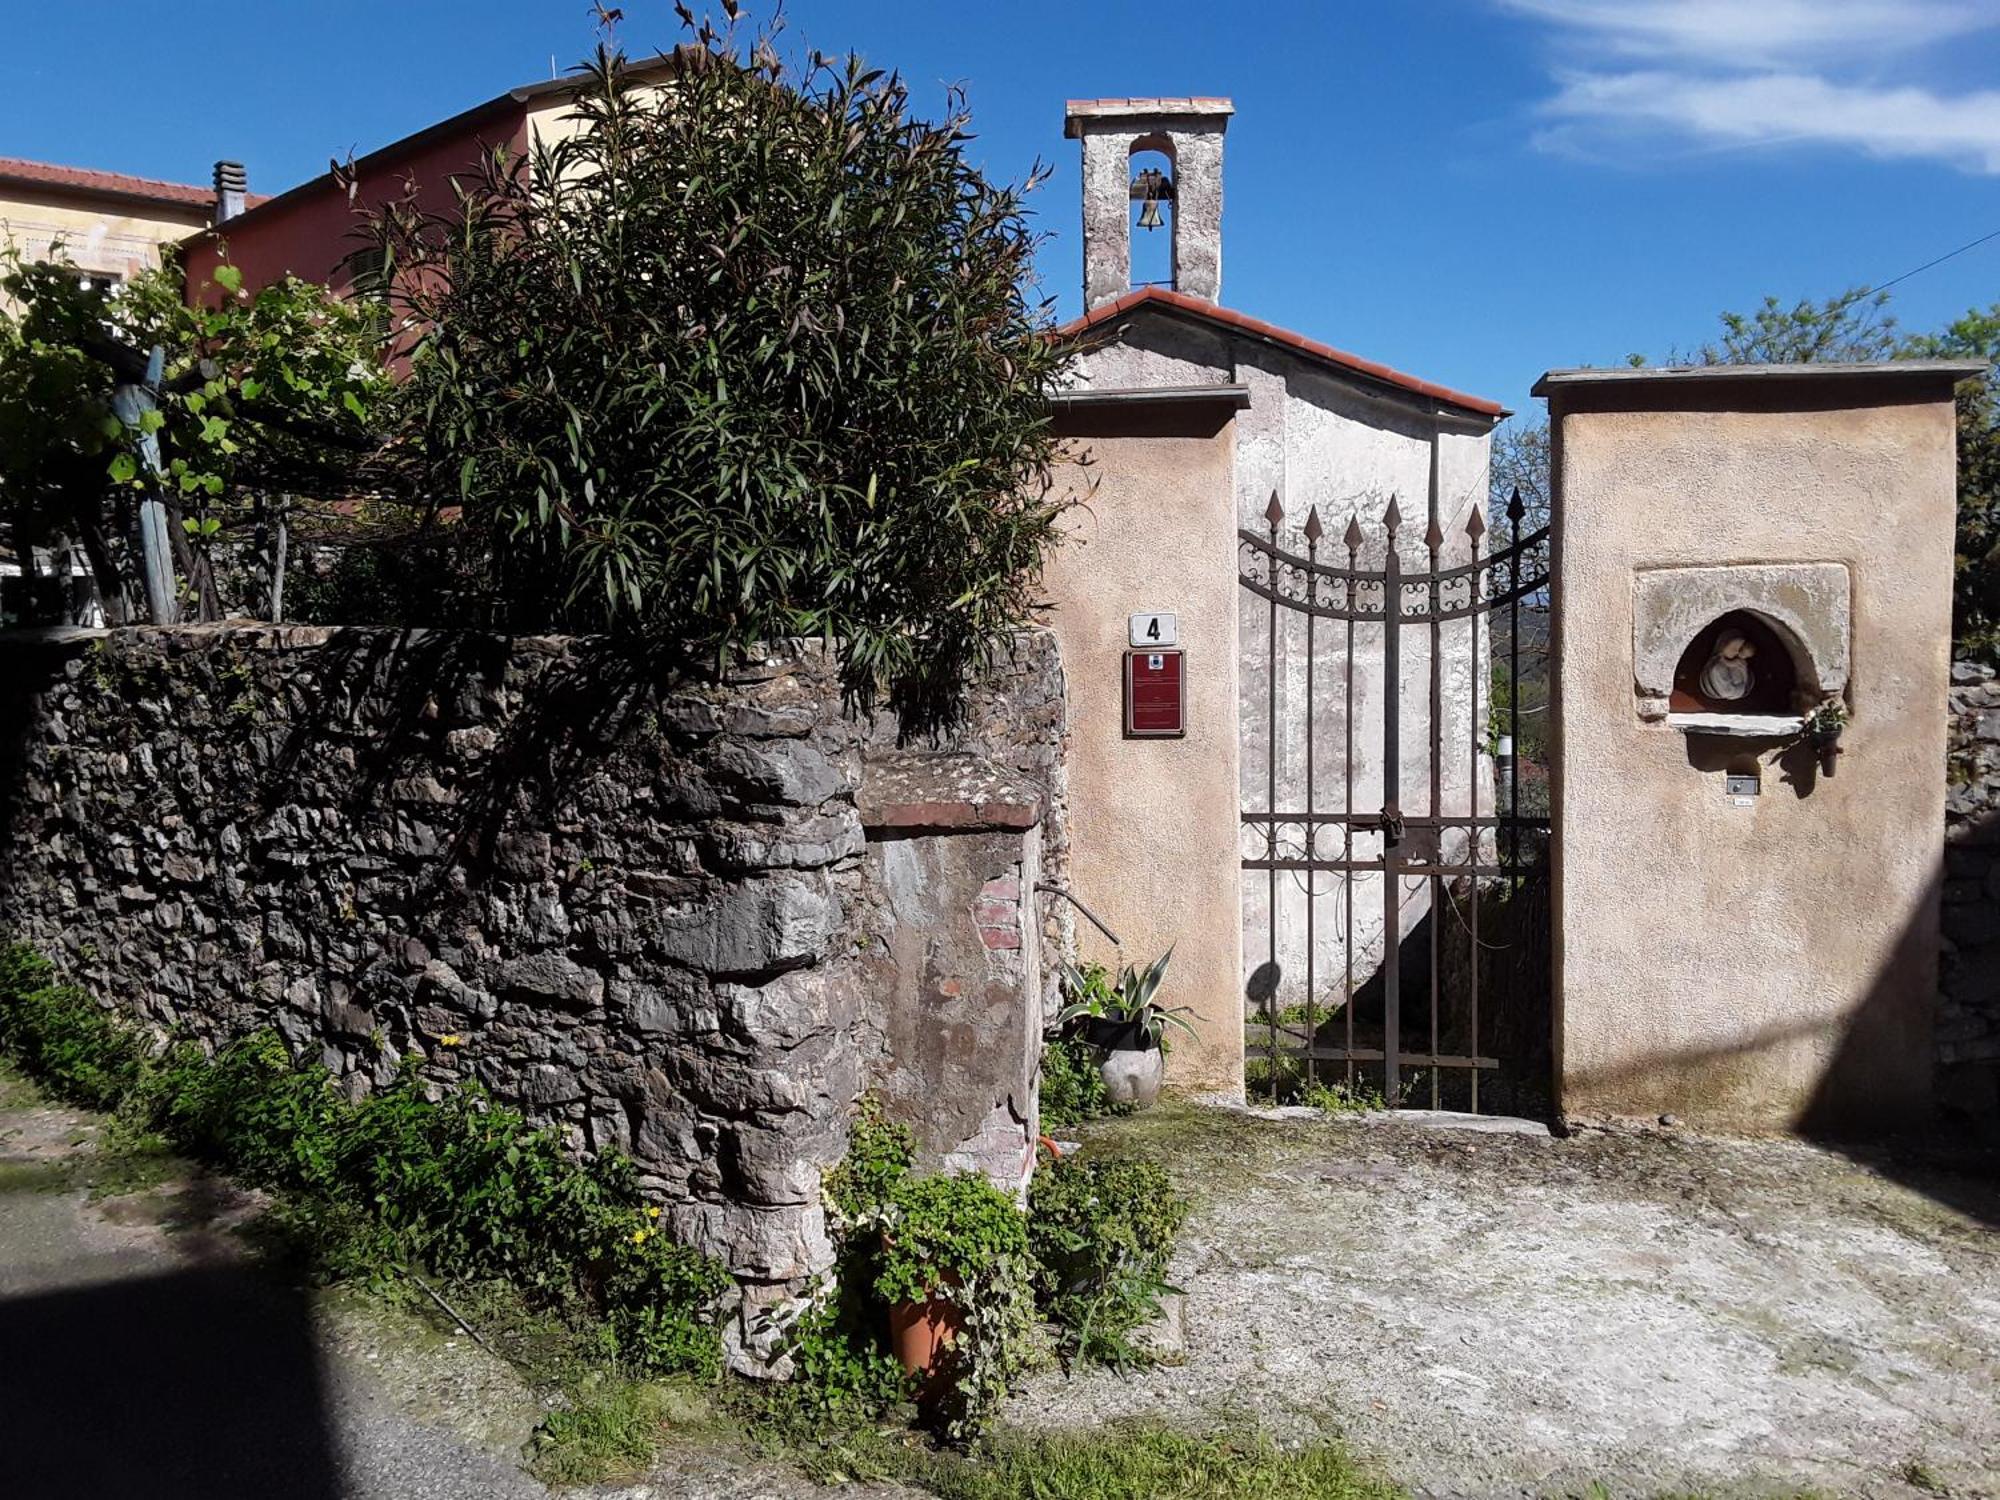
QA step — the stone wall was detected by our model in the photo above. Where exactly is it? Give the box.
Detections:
[1943,657,2000,1116]
[0,623,1065,1345]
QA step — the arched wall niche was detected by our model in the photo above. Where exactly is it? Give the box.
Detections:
[1631,563,1851,726]
[1669,610,1802,715]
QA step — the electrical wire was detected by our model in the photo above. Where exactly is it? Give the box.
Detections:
[1869,225,2000,297]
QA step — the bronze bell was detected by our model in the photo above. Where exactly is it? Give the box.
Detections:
[1133,167,1169,231]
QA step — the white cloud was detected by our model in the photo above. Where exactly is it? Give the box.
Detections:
[1540,70,2000,173]
[1498,0,1990,66]
[1501,0,2000,173]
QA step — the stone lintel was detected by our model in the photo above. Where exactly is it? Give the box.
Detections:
[856,751,1043,834]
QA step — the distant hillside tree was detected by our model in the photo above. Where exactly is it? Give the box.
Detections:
[1503,288,1997,659]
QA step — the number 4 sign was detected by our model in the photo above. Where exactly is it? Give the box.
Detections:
[1128,612,1179,648]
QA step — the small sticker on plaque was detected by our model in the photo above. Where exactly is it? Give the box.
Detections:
[1725,770,1759,806]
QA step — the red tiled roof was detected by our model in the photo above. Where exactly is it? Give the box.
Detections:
[0,157,219,211]
[1057,286,1505,418]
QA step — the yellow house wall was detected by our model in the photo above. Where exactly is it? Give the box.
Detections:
[0,190,208,285]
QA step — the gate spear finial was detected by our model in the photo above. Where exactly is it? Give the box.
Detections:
[1265,490,1285,529]
[1343,513,1364,554]
[1506,486,1525,524]
[1383,495,1403,536]
[1467,504,1487,544]
[1303,506,1324,545]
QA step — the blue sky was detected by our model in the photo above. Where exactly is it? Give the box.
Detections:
[5,1,1998,413]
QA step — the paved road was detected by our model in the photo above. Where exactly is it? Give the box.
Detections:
[0,1074,545,1500]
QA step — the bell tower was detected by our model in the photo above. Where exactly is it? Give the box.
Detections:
[1064,96,1232,311]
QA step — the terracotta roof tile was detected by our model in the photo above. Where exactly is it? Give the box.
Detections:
[1056,286,1504,418]
[0,156,222,210]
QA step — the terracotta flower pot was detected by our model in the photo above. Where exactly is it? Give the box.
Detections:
[887,1293,964,1377]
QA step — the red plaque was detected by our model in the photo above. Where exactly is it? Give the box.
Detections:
[1124,649,1185,738]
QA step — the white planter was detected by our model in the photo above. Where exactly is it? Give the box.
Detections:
[1100,1045,1165,1108]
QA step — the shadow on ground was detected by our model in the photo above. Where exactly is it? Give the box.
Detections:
[0,1262,343,1499]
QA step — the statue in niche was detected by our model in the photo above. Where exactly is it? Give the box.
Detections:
[1698,631,1756,702]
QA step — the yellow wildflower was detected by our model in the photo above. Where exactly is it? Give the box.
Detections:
[438,1034,463,1047]
[647,1206,661,1220]
[631,1228,648,1244]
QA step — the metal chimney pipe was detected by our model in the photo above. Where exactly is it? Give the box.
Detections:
[212,160,248,223]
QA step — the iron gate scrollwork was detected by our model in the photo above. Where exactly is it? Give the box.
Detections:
[1239,488,1552,1112]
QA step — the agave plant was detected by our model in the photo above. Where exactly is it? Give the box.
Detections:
[1055,950,1197,1046]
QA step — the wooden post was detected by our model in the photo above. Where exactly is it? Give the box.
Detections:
[111,345,177,624]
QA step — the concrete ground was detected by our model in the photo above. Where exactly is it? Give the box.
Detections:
[1024,1103,2000,1500]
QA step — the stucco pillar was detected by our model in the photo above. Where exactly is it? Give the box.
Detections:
[1538,361,1984,1133]
[1065,98,1232,310]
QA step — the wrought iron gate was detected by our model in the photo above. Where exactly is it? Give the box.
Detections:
[1238,489,1552,1112]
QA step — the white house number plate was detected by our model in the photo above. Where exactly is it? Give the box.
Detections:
[1129,612,1179,648]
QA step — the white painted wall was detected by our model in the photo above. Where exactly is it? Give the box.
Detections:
[1077,311,1497,1067]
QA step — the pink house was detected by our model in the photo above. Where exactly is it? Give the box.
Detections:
[182,64,670,305]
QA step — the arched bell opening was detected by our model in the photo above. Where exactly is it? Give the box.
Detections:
[1126,137,1176,291]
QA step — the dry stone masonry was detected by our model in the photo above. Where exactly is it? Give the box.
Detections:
[0,623,1066,1347]
[1943,656,2000,1116]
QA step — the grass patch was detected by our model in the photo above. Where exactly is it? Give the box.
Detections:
[79,1121,191,1200]
[528,1375,720,1487]
[922,1422,1403,1500]
[0,1158,71,1193]
[1300,1080,1388,1116]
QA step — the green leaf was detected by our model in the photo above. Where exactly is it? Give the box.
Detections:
[107,453,137,484]
[212,264,244,294]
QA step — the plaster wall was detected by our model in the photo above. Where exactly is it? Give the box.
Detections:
[1069,315,1498,1077]
[1239,355,1496,1025]
[0,191,209,288]
[1550,388,1959,1131]
[1040,408,1244,1092]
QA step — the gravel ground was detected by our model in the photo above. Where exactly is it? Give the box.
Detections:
[9,1065,1995,1499]
[1020,1102,2000,1499]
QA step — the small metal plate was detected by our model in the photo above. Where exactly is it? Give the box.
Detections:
[1129,612,1179,648]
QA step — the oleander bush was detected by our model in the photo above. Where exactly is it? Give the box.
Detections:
[370,16,1078,725]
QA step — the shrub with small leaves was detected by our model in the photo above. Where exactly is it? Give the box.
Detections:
[0,947,146,1111]
[1038,1034,1129,1129]
[1028,1156,1188,1370]
[0,943,731,1379]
